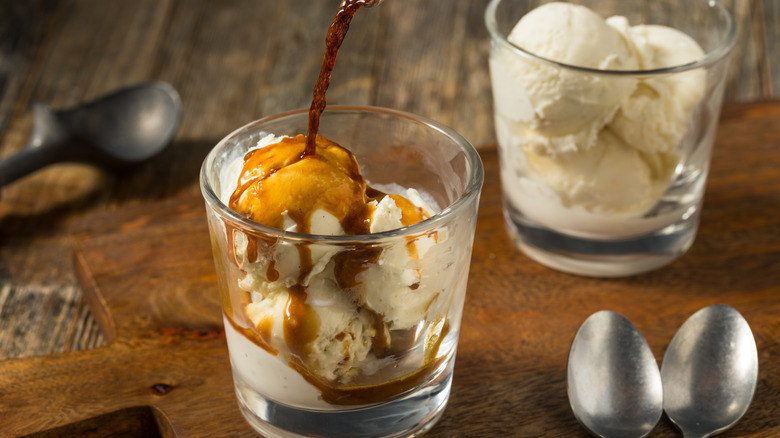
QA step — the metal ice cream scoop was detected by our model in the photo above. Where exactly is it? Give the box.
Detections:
[0,81,181,187]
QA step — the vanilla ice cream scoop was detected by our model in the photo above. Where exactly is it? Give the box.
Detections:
[526,128,679,216]
[607,19,706,154]
[502,2,639,155]
[244,276,375,383]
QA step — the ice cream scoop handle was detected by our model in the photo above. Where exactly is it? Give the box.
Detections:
[0,141,59,187]
[0,103,72,187]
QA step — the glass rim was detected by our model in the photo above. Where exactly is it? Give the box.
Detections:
[484,0,737,76]
[200,105,484,243]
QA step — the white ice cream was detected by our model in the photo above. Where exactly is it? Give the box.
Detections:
[607,19,706,154]
[491,2,706,229]
[501,2,639,156]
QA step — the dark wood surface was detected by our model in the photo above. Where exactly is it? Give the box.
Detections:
[0,0,779,436]
[1,102,779,436]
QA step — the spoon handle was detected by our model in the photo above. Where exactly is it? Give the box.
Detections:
[0,103,70,187]
[0,143,54,187]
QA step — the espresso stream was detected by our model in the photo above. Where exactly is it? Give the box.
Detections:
[306,0,367,156]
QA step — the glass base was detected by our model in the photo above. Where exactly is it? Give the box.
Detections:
[234,358,454,438]
[504,205,698,277]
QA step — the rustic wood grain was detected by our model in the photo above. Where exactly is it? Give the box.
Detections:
[1,101,778,437]
[0,0,779,434]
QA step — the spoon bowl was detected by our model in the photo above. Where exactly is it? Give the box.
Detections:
[661,304,758,438]
[567,310,663,438]
[0,81,181,187]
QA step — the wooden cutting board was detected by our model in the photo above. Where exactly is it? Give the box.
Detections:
[1,102,779,437]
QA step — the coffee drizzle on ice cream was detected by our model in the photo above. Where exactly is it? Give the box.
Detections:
[292,320,450,405]
[229,134,379,235]
[224,311,451,405]
[225,0,446,405]
[284,285,321,360]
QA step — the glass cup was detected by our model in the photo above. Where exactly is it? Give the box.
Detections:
[200,106,483,437]
[485,0,736,277]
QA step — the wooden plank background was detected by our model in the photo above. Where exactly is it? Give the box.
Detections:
[0,0,777,372]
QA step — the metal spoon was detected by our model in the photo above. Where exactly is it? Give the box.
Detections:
[0,81,181,187]
[567,310,663,438]
[661,304,758,438]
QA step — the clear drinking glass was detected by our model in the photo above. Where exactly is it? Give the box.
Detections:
[485,0,736,277]
[200,106,483,437]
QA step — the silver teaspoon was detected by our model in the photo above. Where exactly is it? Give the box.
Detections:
[661,304,758,438]
[568,310,663,438]
[0,81,181,187]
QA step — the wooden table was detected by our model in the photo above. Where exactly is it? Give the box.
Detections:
[1,0,779,436]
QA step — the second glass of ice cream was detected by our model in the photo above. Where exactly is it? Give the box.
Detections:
[201,106,483,437]
[486,0,736,277]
